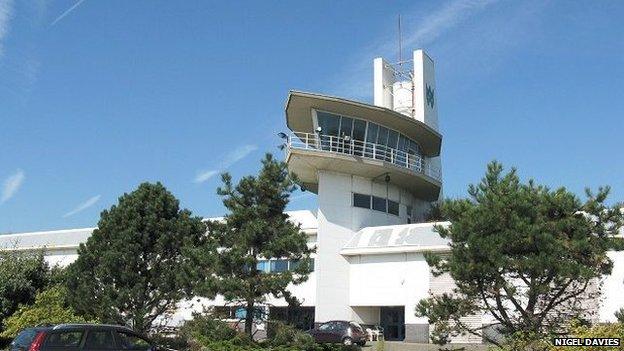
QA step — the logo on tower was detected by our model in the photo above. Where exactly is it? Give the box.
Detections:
[426,85,435,109]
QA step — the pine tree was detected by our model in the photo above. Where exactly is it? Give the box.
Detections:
[65,182,206,333]
[416,161,624,346]
[194,154,314,337]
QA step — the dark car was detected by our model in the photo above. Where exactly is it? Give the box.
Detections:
[306,321,367,346]
[9,324,162,351]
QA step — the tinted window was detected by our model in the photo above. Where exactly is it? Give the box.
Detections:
[339,117,353,138]
[317,112,340,136]
[85,330,115,349]
[352,120,366,141]
[256,260,268,272]
[372,196,387,212]
[353,193,371,209]
[46,331,83,348]
[116,332,151,351]
[366,123,378,143]
[387,130,399,148]
[270,259,288,272]
[388,200,400,216]
[318,323,332,331]
[13,329,38,346]
[377,127,389,146]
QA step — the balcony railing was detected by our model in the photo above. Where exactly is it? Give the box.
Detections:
[285,132,441,181]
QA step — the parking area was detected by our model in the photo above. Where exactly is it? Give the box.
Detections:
[366,341,490,351]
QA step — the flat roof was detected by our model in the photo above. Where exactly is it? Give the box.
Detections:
[285,91,442,157]
[0,210,318,251]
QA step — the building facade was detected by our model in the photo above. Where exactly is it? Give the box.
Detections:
[1,50,623,344]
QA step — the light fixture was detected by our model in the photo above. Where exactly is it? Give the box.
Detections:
[277,132,288,139]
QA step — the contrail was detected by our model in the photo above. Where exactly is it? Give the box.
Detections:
[51,0,86,26]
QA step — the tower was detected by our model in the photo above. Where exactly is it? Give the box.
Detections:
[283,50,442,327]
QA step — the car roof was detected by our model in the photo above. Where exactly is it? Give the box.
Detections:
[51,324,134,332]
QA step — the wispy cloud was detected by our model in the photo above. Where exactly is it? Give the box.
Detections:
[194,170,219,183]
[401,0,498,50]
[328,0,500,101]
[63,194,101,218]
[194,144,258,184]
[0,0,14,58]
[1,169,24,204]
[51,0,86,26]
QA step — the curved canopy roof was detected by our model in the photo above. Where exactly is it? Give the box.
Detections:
[285,91,442,157]
[341,222,451,255]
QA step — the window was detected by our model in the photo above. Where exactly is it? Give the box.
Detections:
[256,260,268,272]
[270,259,289,272]
[116,331,151,351]
[46,331,83,348]
[85,331,115,349]
[387,130,399,149]
[377,126,389,145]
[316,111,340,136]
[339,116,353,138]
[353,193,371,209]
[388,200,400,216]
[352,120,366,141]
[372,196,387,212]
[289,259,314,272]
[352,120,367,156]
[13,329,38,347]
[235,307,265,319]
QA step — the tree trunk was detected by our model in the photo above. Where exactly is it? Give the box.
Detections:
[245,303,254,337]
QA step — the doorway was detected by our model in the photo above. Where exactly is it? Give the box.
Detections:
[380,306,405,341]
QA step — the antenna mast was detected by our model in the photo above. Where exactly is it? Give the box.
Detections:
[398,14,402,67]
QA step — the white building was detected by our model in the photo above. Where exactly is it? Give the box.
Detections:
[1,50,623,344]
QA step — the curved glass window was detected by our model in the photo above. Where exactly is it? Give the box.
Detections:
[315,111,422,167]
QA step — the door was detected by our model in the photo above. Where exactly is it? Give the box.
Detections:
[380,306,405,341]
[82,329,116,351]
[315,322,338,343]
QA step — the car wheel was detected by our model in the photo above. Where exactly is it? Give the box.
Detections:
[342,337,353,346]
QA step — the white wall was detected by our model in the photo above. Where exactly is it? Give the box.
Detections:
[315,171,433,323]
[315,171,356,322]
[600,251,624,322]
[44,249,78,267]
[348,252,429,325]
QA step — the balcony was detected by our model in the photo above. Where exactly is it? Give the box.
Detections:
[283,132,442,201]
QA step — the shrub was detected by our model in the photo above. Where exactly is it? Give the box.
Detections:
[0,286,87,339]
[267,321,316,350]
[179,312,241,350]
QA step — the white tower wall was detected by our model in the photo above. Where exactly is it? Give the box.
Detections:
[373,58,395,109]
[314,171,424,323]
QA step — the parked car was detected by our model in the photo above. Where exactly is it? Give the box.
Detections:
[9,324,164,351]
[306,321,367,346]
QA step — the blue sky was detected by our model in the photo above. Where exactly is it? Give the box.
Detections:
[1,0,623,233]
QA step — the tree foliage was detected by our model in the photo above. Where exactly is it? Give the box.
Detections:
[416,161,624,345]
[1,286,87,338]
[0,250,50,329]
[65,182,206,333]
[193,154,314,336]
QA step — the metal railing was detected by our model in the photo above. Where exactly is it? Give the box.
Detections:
[286,132,441,181]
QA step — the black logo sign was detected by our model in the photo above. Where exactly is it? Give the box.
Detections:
[426,84,435,109]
